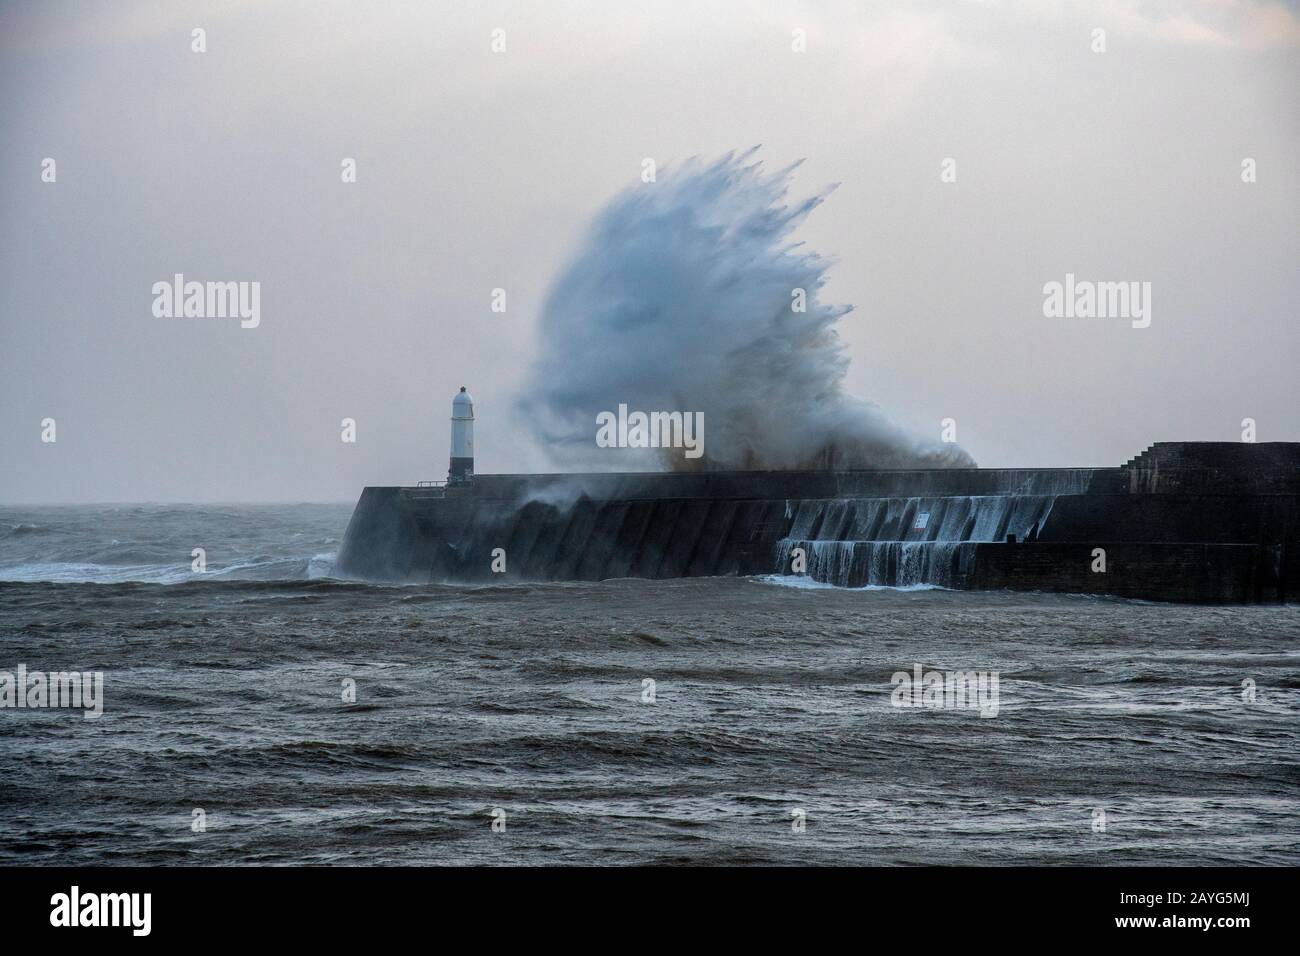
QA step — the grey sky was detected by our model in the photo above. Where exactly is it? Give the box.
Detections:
[1,0,1297,503]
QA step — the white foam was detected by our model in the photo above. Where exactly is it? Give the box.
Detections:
[0,551,342,585]
[751,574,946,593]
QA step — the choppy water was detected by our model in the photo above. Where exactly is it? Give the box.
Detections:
[1,504,1297,865]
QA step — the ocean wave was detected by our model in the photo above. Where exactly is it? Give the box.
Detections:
[0,552,341,585]
[3,523,51,538]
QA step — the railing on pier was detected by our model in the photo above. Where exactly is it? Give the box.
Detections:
[404,479,449,500]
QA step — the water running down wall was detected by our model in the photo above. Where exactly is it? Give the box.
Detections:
[776,494,1061,588]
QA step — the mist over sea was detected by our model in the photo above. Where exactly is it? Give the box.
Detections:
[1,504,1297,865]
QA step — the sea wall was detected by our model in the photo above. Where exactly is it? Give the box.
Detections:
[336,443,1300,603]
[965,542,1297,604]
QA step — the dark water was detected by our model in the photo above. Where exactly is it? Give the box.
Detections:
[1,505,1297,865]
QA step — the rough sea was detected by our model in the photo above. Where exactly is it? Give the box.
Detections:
[1,504,1297,865]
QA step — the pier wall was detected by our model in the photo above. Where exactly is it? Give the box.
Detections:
[337,443,1300,603]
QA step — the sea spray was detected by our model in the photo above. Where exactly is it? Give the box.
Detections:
[519,148,974,471]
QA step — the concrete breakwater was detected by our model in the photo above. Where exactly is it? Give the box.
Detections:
[336,443,1300,603]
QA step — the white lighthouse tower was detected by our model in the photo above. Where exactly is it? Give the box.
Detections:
[449,386,474,484]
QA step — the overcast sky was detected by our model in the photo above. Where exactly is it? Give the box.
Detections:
[1,0,1297,503]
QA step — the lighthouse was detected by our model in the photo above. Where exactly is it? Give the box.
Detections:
[449,386,474,484]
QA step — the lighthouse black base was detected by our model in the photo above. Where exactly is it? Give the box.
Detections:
[448,457,474,483]
[336,442,1300,604]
